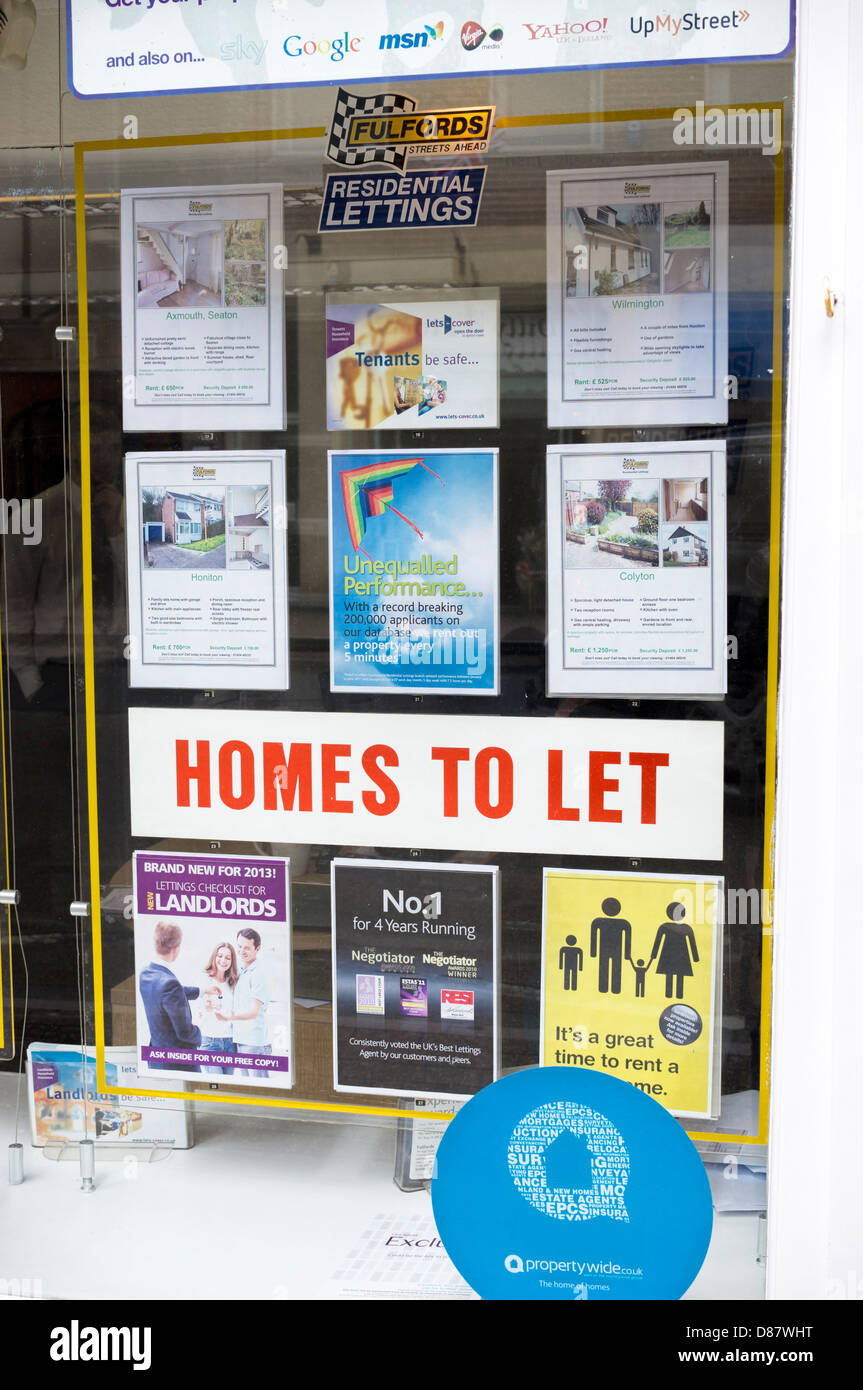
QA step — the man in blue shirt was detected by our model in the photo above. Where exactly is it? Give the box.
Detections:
[220,927,272,1078]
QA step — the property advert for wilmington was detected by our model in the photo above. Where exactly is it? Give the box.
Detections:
[331,860,498,1099]
[125,452,288,691]
[133,851,293,1090]
[541,870,721,1118]
[121,184,284,429]
[325,294,499,430]
[547,163,728,426]
[328,449,499,695]
[546,442,726,697]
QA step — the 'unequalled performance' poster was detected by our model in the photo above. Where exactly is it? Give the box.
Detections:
[133,851,293,1090]
[328,449,499,695]
[331,859,499,1100]
[541,869,722,1118]
[125,451,289,690]
[121,183,285,431]
[326,291,499,430]
[546,441,727,697]
[547,163,728,427]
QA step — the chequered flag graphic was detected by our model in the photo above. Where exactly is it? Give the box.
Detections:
[327,87,418,170]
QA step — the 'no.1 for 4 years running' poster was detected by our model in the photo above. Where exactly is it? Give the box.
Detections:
[328,449,499,694]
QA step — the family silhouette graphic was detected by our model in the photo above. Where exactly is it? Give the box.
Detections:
[556,897,700,1000]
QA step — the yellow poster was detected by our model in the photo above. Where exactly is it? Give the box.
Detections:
[541,870,721,1118]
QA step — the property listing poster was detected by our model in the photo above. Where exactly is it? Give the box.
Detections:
[328,449,499,695]
[120,183,285,431]
[331,859,498,1100]
[547,163,729,427]
[541,869,722,1118]
[27,1044,192,1147]
[326,291,499,430]
[125,451,289,690]
[133,851,293,1090]
[546,441,727,697]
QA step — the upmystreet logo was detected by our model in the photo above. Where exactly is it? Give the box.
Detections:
[631,9,750,38]
[50,1321,151,1371]
[673,100,781,156]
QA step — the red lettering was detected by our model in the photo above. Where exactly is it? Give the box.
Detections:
[474,747,513,819]
[322,743,352,813]
[547,749,580,821]
[430,747,470,817]
[361,744,400,816]
[589,750,622,823]
[176,739,211,808]
[218,740,255,811]
[263,742,312,812]
[628,751,670,824]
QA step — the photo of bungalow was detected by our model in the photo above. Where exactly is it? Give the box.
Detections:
[564,203,661,298]
[226,485,271,570]
[136,221,223,309]
[662,477,709,523]
[662,522,709,567]
[140,486,226,569]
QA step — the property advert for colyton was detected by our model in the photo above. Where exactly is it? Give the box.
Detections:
[331,859,498,1100]
[326,291,499,429]
[328,449,499,694]
[125,451,289,691]
[546,441,727,697]
[547,163,728,427]
[133,851,293,1090]
[121,183,285,431]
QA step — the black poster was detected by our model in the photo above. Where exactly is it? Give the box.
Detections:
[331,859,499,1099]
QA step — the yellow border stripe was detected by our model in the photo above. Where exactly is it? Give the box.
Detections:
[77,113,783,1138]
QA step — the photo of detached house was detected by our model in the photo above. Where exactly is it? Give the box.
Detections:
[140,486,226,569]
[564,478,659,569]
[662,477,709,523]
[564,203,661,298]
[662,522,709,567]
[136,222,223,309]
[226,484,271,570]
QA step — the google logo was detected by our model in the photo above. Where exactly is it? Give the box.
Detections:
[283,33,361,61]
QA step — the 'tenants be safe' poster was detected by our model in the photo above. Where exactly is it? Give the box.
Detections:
[328,449,499,695]
[541,869,722,1118]
[120,183,285,432]
[326,291,499,430]
[125,451,289,690]
[331,860,498,1100]
[133,851,293,1091]
[546,441,727,697]
[547,163,729,427]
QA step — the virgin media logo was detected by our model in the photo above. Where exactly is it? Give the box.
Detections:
[461,21,503,51]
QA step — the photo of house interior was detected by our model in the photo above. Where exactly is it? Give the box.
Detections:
[226,484,271,570]
[663,477,709,523]
[136,221,223,308]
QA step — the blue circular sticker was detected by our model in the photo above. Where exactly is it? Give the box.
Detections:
[431,1067,712,1300]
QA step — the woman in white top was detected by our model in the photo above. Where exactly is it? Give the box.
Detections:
[198,942,238,1075]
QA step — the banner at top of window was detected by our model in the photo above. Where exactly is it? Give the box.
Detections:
[67,0,793,101]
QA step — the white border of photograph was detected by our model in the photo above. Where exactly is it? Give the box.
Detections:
[546,439,727,698]
[125,450,289,691]
[546,162,729,427]
[121,183,285,432]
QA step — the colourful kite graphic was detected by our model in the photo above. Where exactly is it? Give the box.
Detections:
[340,456,445,559]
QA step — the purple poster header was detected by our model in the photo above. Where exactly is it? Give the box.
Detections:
[134,852,288,924]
